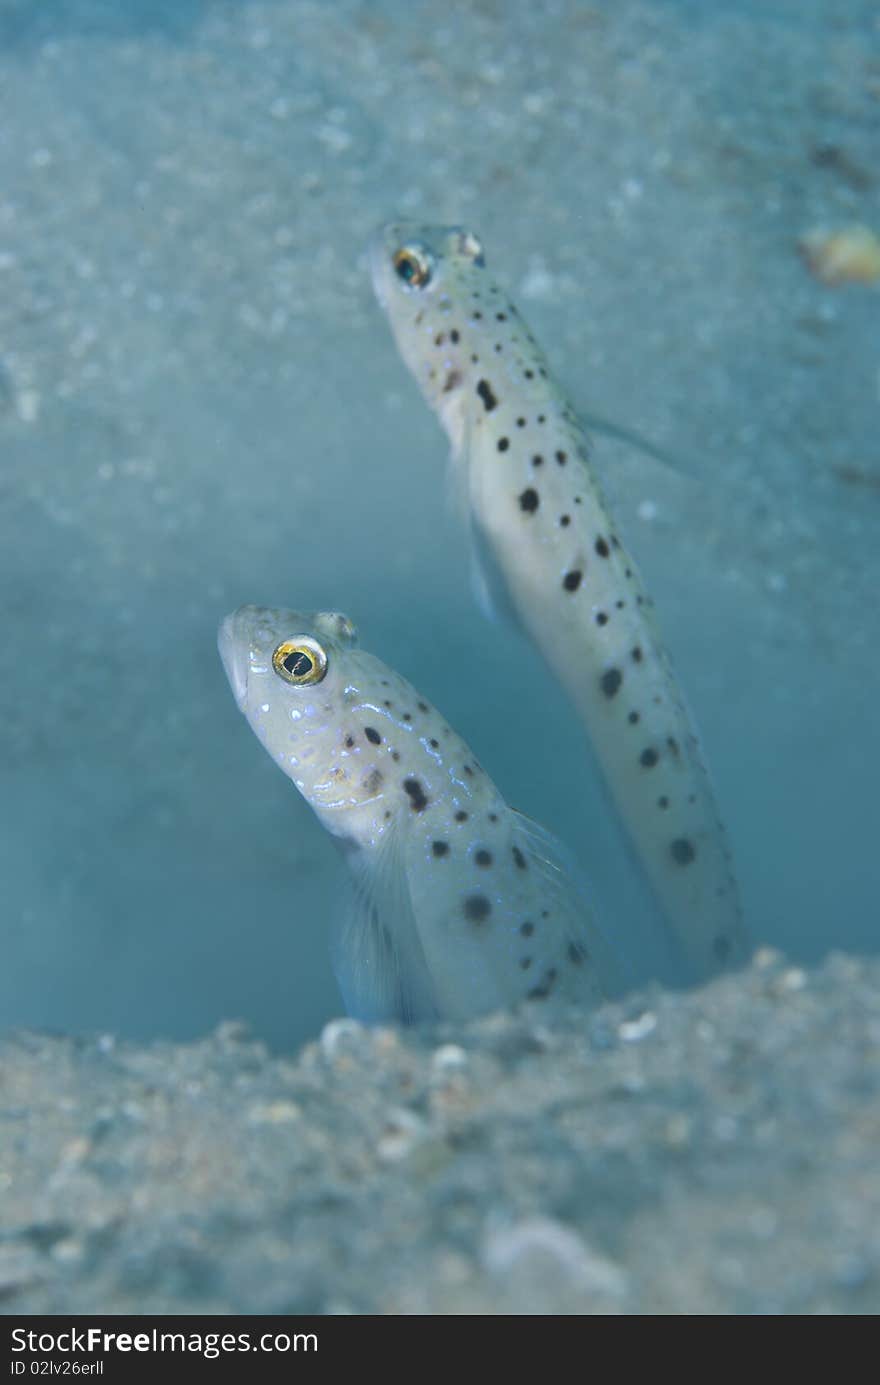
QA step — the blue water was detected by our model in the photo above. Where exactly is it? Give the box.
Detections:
[1,0,877,1048]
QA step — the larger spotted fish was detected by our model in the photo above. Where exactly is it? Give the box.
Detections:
[371,222,749,980]
[219,604,620,1024]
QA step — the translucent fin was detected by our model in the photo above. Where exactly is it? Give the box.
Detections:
[578,409,703,485]
[452,395,527,630]
[468,513,524,628]
[331,831,439,1025]
[510,809,632,999]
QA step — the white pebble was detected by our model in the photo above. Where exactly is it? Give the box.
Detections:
[619,1011,657,1042]
[431,1044,468,1072]
[485,1217,628,1300]
[320,1018,364,1060]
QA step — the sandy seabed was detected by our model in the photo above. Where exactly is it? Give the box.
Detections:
[2,950,878,1314]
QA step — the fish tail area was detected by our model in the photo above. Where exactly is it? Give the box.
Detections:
[562,622,749,981]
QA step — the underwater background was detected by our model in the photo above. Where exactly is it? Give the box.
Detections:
[3,0,877,1049]
[1,0,879,1319]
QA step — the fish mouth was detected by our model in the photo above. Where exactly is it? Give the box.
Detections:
[217,609,251,712]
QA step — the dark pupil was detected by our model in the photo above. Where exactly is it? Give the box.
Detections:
[396,255,418,283]
[283,650,312,678]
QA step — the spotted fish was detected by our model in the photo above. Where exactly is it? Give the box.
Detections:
[219,605,619,1024]
[371,222,749,979]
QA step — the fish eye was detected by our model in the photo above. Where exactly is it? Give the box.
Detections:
[392,244,432,289]
[272,636,328,686]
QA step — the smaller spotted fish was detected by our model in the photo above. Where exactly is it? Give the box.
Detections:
[371,222,751,980]
[219,605,620,1024]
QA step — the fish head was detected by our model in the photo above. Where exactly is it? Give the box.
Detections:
[219,604,377,824]
[370,220,489,450]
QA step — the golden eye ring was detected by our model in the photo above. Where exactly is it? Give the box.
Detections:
[392,245,432,288]
[272,636,328,686]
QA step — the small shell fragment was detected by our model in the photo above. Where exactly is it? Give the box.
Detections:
[799,224,880,286]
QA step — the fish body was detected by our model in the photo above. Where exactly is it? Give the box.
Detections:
[219,605,618,1023]
[371,223,749,979]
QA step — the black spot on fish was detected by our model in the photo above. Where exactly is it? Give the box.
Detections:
[344,735,355,748]
[560,515,571,527]
[563,569,582,592]
[640,748,659,768]
[555,450,567,465]
[595,537,610,558]
[475,849,492,867]
[476,379,497,411]
[432,841,449,858]
[450,329,460,343]
[516,417,526,427]
[658,796,669,810]
[464,894,491,923]
[417,701,428,712]
[519,488,539,513]
[520,921,535,937]
[601,668,622,698]
[429,738,439,749]
[667,737,680,758]
[442,369,461,393]
[596,611,608,625]
[362,769,383,794]
[567,942,588,966]
[520,957,533,970]
[631,646,643,663]
[628,710,640,724]
[498,437,509,452]
[532,454,544,467]
[512,846,527,870]
[364,726,381,745]
[670,837,696,865]
[455,810,469,823]
[403,778,428,812]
